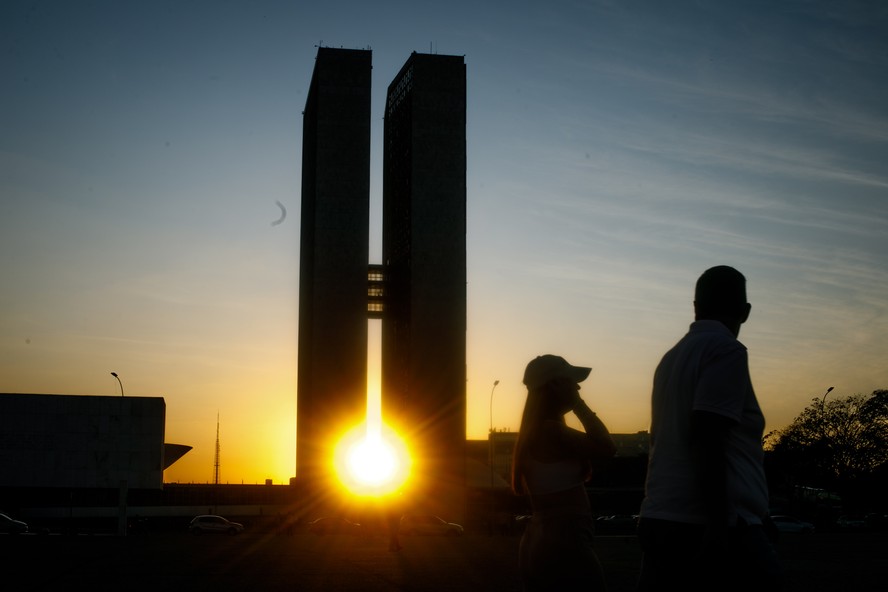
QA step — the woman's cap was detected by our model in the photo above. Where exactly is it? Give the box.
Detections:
[523,355,591,389]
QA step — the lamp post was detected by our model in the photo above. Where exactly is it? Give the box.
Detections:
[818,386,835,458]
[488,380,500,489]
[111,372,124,397]
[110,371,127,536]
[489,380,500,436]
[820,386,834,411]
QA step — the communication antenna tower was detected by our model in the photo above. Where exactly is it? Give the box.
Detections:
[213,412,221,485]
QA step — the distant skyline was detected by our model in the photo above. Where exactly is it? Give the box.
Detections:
[2,1,887,485]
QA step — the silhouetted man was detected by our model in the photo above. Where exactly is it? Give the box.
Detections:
[636,266,782,592]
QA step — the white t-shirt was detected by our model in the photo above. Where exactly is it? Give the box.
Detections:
[639,320,769,526]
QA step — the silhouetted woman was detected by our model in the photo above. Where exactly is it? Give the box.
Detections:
[512,355,617,591]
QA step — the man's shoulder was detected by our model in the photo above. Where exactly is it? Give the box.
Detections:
[661,322,745,365]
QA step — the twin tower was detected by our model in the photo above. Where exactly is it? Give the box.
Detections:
[297,48,467,517]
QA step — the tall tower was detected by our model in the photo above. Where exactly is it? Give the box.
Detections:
[382,52,467,518]
[297,47,372,510]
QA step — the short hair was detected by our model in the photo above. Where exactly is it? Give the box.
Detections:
[694,265,747,318]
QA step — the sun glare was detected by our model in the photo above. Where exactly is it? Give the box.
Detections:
[333,422,411,498]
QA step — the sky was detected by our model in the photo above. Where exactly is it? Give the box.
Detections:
[2,1,887,485]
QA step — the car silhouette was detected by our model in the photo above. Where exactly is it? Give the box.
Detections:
[836,515,868,530]
[0,512,28,534]
[188,514,244,535]
[770,515,814,535]
[595,514,639,533]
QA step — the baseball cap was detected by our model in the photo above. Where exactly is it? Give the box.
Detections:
[522,355,591,389]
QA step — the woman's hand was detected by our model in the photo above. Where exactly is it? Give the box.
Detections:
[551,377,582,414]
[568,389,585,413]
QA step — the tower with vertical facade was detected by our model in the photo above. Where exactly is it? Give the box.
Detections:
[382,52,467,517]
[297,47,372,510]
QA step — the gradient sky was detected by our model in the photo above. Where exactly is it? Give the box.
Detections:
[2,1,887,485]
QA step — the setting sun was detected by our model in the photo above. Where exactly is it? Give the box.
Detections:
[333,422,411,497]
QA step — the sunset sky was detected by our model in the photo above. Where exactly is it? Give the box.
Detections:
[2,1,886,485]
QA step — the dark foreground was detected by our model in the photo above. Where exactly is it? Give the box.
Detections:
[3,529,886,591]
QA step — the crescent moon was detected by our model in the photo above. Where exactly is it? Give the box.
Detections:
[271,200,287,226]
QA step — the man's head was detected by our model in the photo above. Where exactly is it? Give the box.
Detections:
[694,265,751,335]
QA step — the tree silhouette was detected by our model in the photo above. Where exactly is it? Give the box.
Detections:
[765,390,888,512]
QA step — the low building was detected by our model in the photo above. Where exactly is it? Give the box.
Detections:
[0,392,191,534]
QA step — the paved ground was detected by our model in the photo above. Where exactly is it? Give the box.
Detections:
[4,529,886,591]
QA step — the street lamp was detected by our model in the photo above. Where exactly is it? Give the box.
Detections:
[111,372,124,397]
[488,380,500,489]
[489,380,500,435]
[820,386,834,411]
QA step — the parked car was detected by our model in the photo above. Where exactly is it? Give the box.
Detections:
[595,514,639,532]
[513,514,532,532]
[399,514,463,536]
[0,512,28,534]
[865,513,888,530]
[188,514,244,535]
[307,516,362,535]
[836,515,868,530]
[770,515,814,535]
